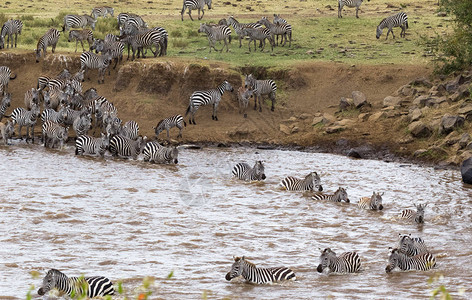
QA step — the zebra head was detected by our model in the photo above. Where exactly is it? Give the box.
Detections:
[334,187,349,203]
[153,119,166,136]
[225,256,246,281]
[198,23,209,34]
[385,247,401,273]
[371,191,384,210]
[398,234,414,254]
[167,146,179,164]
[257,17,270,27]
[308,172,323,192]
[414,203,427,224]
[1,92,11,107]
[376,24,384,39]
[317,248,336,273]
[37,269,62,295]
[253,160,266,180]
[222,80,234,93]
[244,74,255,90]
[4,120,14,140]
[205,0,212,9]
[34,48,42,63]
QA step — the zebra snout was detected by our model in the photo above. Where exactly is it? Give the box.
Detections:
[318,186,323,192]
[345,198,350,203]
[316,264,323,273]
[417,216,424,223]
[225,272,232,281]
[37,288,45,295]
[385,265,393,273]
[261,174,266,180]
[378,204,384,210]
[174,159,178,164]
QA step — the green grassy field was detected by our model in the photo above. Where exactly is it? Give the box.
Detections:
[0,0,451,68]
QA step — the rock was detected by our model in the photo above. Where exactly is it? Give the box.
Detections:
[312,114,335,126]
[347,149,362,159]
[466,141,472,150]
[413,149,428,157]
[395,84,417,97]
[457,103,472,120]
[409,108,422,122]
[291,126,299,134]
[358,113,371,122]
[325,125,344,134]
[369,111,386,122]
[439,114,465,135]
[298,113,312,120]
[306,50,314,55]
[336,119,354,127]
[279,124,291,135]
[460,157,472,184]
[410,77,433,88]
[398,136,414,144]
[408,121,433,138]
[459,133,471,149]
[412,95,432,108]
[352,91,368,108]
[312,116,325,126]
[444,132,460,146]
[383,96,403,107]
[339,97,354,111]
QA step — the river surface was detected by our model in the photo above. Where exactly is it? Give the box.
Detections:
[0,143,471,299]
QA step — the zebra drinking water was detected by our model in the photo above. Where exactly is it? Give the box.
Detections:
[185,80,234,124]
[0,66,17,93]
[317,248,362,274]
[0,19,23,49]
[37,269,114,298]
[0,92,11,121]
[62,14,97,32]
[198,23,232,53]
[281,172,323,192]
[42,120,68,148]
[398,203,427,224]
[237,86,253,118]
[232,161,266,181]
[358,191,384,210]
[154,114,186,139]
[385,247,436,273]
[225,256,296,284]
[376,12,408,40]
[244,74,277,112]
[35,28,61,63]
[68,29,94,52]
[75,134,109,157]
[338,0,369,18]
[142,141,179,164]
[398,234,429,256]
[181,0,212,21]
[311,187,350,203]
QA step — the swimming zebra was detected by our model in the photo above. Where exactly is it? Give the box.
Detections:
[0,19,23,49]
[10,103,40,142]
[0,120,14,145]
[0,92,11,121]
[232,161,266,181]
[257,17,291,47]
[0,66,17,93]
[42,120,68,148]
[35,28,61,63]
[225,256,296,284]
[75,134,109,157]
[244,74,277,112]
[242,27,274,52]
[68,29,93,52]
[281,172,323,192]
[399,203,427,224]
[24,88,40,110]
[311,187,350,203]
[90,38,125,70]
[80,51,112,84]
[91,6,114,19]
[317,248,362,274]
[198,23,231,53]
[398,234,429,256]
[109,135,144,159]
[185,80,233,124]
[181,0,212,21]
[385,247,436,273]
[154,114,186,139]
[142,141,179,164]
[62,14,97,32]
[38,269,114,298]
[226,16,262,48]
[358,191,384,210]
[338,0,369,18]
[237,87,253,118]
[376,12,408,40]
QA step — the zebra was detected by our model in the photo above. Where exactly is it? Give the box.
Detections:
[117,13,147,31]
[244,74,277,112]
[0,19,23,49]
[91,6,114,19]
[181,0,212,21]
[109,135,144,159]
[120,28,168,59]
[90,38,125,69]
[281,172,323,192]
[338,0,369,18]
[41,108,64,124]
[358,191,384,210]
[376,12,408,40]
[104,33,119,43]
[237,86,253,118]
[311,187,350,203]
[24,88,40,110]
[118,120,139,140]
[0,120,14,145]
[68,29,93,52]
[0,92,11,121]
[62,14,97,32]
[316,248,362,274]
[37,269,114,298]
[241,27,274,52]
[398,234,429,257]
[35,28,61,63]
[257,17,291,47]
[154,114,186,139]
[44,88,67,111]
[75,134,109,157]
[143,141,179,164]
[198,23,232,53]
[73,112,92,137]
[37,69,71,91]
[10,103,41,142]
[385,247,436,273]
[185,80,234,124]
[398,203,427,224]
[226,16,262,48]
[225,256,296,284]
[42,120,68,148]
[0,66,17,93]
[273,14,287,25]
[232,161,266,181]
[80,51,112,84]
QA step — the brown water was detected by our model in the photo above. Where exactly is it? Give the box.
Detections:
[0,144,471,299]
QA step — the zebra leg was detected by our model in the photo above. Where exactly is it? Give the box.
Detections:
[181,5,186,21]
[270,92,276,111]
[212,103,219,121]
[258,96,263,112]
[188,8,194,21]
[52,43,56,53]
[18,124,23,140]
[177,125,182,138]
[80,40,85,52]
[14,33,18,48]
[260,39,265,52]
[356,7,359,18]
[254,95,258,110]
[239,35,242,48]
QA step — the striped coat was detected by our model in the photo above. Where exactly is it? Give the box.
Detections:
[225,256,296,284]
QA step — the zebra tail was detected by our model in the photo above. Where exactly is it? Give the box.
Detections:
[406,21,409,29]
[229,35,232,44]
[185,104,191,117]
[10,73,17,80]
[183,120,187,127]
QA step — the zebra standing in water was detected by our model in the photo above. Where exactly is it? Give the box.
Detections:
[10,103,40,142]
[185,80,234,124]
[35,28,61,63]
[225,256,296,284]
[338,0,369,18]
[75,134,109,157]
[62,14,97,32]
[0,19,23,49]
[154,114,186,139]
[68,29,94,52]
[109,135,144,159]
[42,120,68,148]
[385,247,436,273]
[80,51,112,84]
[281,172,323,192]
[181,0,212,21]
[244,74,277,112]
[142,141,179,164]
[376,12,408,40]
[0,120,14,145]
[398,203,427,224]
[0,66,17,93]
[0,92,11,121]
[232,161,266,181]
[198,23,232,53]
[398,234,429,256]
[91,6,114,19]
[312,187,350,203]
[358,191,384,210]
[38,269,114,297]
[317,248,362,274]
[226,16,262,48]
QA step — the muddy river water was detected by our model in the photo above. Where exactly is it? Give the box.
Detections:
[0,144,471,299]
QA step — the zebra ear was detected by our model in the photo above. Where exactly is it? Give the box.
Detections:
[241,256,245,261]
